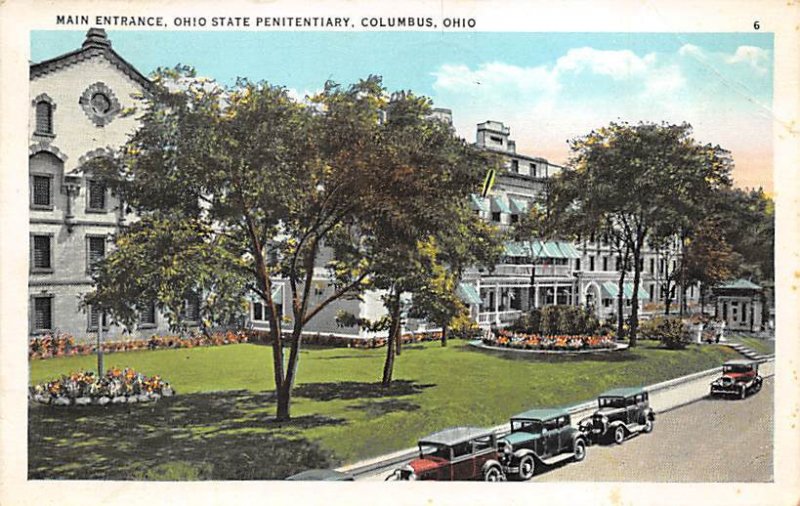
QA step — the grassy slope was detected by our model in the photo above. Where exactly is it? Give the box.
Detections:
[30,340,738,477]
[726,335,775,356]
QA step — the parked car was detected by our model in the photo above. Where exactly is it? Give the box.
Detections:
[285,469,355,481]
[498,408,587,480]
[385,427,506,481]
[710,360,763,399]
[578,387,655,445]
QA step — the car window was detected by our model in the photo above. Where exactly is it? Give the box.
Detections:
[472,435,493,453]
[544,420,559,431]
[599,397,625,408]
[512,420,543,434]
[452,442,472,458]
[635,394,643,403]
[420,443,450,460]
[626,397,636,406]
[557,416,567,428]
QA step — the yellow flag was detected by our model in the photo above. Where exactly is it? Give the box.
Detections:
[481,168,496,198]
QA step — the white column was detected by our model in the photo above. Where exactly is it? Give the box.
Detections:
[494,284,500,325]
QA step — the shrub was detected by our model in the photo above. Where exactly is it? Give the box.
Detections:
[656,318,692,349]
[514,305,599,336]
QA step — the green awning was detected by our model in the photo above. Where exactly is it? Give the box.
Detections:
[503,241,529,257]
[509,198,529,215]
[718,279,762,290]
[602,281,647,299]
[469,194,489,212]
[557,242,581,259]
[490,196,511,214]
[542,241,564,258]
[457,282,482,305]
[602,282,619,299]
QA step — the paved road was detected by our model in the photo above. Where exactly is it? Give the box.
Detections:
[535,377,773,482]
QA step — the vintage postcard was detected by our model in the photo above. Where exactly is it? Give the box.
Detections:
[1,0,798,505]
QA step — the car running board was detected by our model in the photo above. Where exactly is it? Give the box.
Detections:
[540,452,576,466]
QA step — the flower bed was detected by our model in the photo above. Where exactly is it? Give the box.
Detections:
[29,368,174,407]
[249,330,444,349]
[481,329,616,351]
[28,331,250,360]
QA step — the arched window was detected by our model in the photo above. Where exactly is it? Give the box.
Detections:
[35,101,53,135]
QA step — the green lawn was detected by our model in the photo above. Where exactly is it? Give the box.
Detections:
[726,335,775,356]
[29,340,738,480]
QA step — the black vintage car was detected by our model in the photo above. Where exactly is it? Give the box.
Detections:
[498,408,587,480]
[578,387,655,445]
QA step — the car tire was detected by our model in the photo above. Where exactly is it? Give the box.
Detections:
[573,440,586,462]
[613,426,626,445]
[643,419,653,433]
[518,455,535,480]
[484,465,504,482]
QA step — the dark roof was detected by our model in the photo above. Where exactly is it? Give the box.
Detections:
[419,427,494,446]
[510,408,570,421]
[30,28,152,91]
[285,469,354,481]
[599,387,646,398]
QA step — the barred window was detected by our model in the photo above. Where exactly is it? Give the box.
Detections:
[32,175,51,207]
[183,293,200,322]
[87,236,105,271]
[139,303,156,326]
[32,235,51,270]
[88,180,106,211]
[35,101,53,134]
[33,297,53,331]
[89,306,108,330]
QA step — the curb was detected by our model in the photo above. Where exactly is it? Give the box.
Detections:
[337,357,775,478]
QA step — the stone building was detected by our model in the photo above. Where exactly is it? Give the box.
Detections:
[28,29,172,340]
[713,279,764,332]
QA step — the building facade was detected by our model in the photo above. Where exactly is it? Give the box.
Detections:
[28,29,173,340]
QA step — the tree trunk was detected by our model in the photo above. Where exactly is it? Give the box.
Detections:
[680,284,688,316]
[441,324,448,347]
[616,267,626,339]
[276,382,291,421]
[700,285,706,314]
[629,243,643,348]
[382,293,401,386]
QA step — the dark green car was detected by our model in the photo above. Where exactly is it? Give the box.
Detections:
[498,408,587,480]
[578,387,655,445]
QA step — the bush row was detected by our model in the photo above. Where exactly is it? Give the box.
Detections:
[507,305,600,336]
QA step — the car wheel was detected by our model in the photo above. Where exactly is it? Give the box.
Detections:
[643,419,653,433]
[573,440,586,462]
[613,426,626,445]
[517,455,535,480]
[484,465,504,482]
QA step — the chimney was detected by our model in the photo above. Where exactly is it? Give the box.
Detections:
[82,28,111,49]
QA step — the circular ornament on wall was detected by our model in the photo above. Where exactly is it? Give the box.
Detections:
[79,82,121,126]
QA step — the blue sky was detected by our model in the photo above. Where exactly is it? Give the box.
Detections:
[32,31,774,190]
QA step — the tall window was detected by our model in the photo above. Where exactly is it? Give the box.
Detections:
[32,235,52,271]
[87,180,106,211]
[253,302,264,321]
[510,160,519,173]
[530,163,537,177]
[31,175,52,208]
[35,101,53,135]
[589,256,595,271]
[87,236,105,272]
[139,302,156,326]
[602,257,608,271]
[33,296,53,332]
[88,306,108,330]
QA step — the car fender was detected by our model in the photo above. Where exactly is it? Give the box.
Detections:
[644,408,655,422]
[513,448,538,462]
[570,431,587,446]
[481,459,504,474]
[608,420,628,434]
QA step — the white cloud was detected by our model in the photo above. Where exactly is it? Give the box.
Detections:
[726,45,769,74]
[431,62,560,96]
[678,44,704,58]
[554,47,656,79]
[644,65,686,95]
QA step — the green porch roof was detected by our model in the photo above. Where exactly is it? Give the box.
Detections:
[504,240,582,259]
[510,407,570,421]
[717,279,762,291]
[457,282,482,305]
[599,386,646,398]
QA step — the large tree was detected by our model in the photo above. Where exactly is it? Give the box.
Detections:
[552,122,732,346]
[86,68,490,419]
